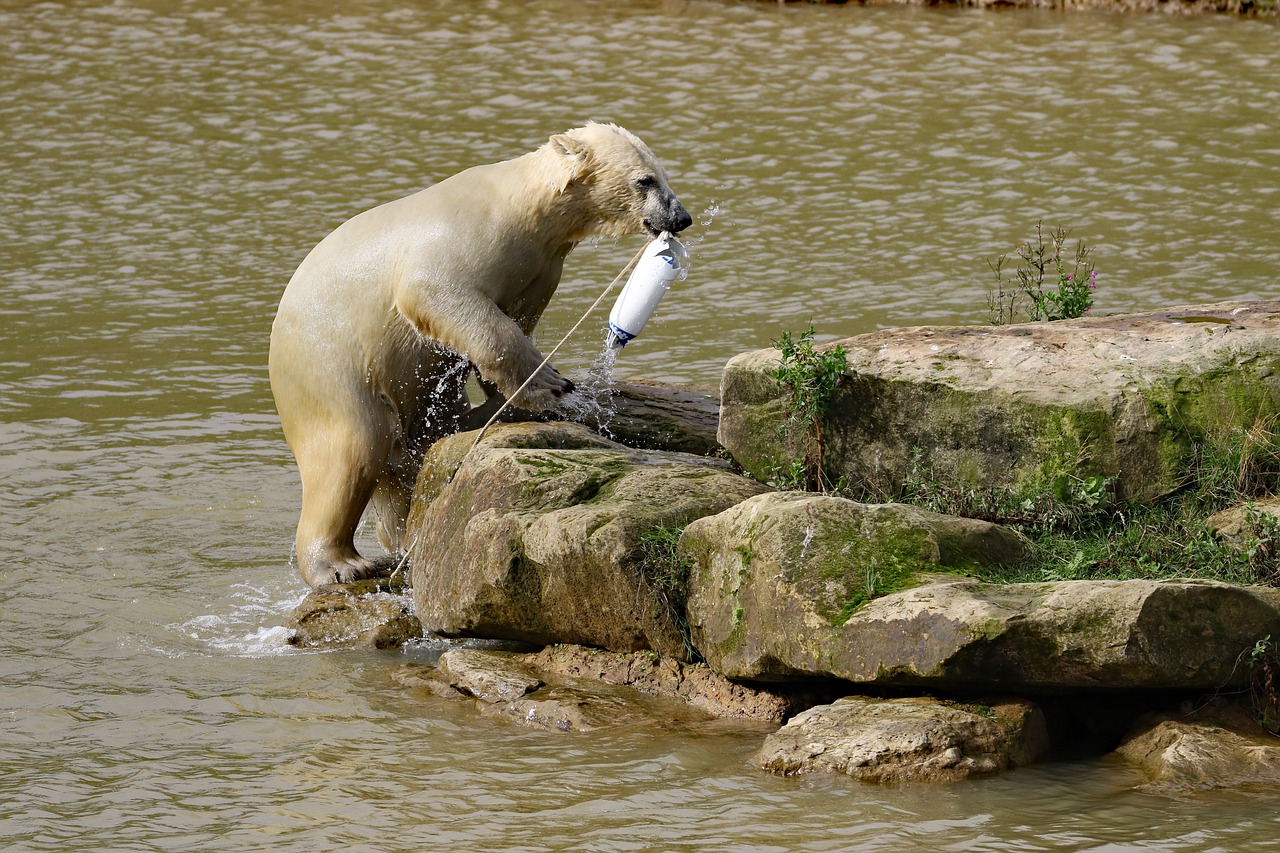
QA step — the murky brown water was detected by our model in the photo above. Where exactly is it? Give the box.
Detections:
[4,0,1280,849]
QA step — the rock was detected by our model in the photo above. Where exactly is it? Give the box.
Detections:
[1116,700,1280,792]
[684,495,1280,688]
[476,683,714,733]
[525,644,812,723]
[390,663,466,699]
[585,379,721,456]
[720,301,1280,505]
[471,379,721,457]
[396,646,723,733]
[476,685,652,732]
[684,491,1030,682]
[1206,497,1280,547]
[436,648,544,703]
[285,578,421,650]
[406,422,769,659]
[755,695,1048,782]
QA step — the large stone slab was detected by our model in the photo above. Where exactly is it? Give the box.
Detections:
[684,492,1280,689]
[719,301,1280,504]
[405,422,768,659]
[756,695,1048,782]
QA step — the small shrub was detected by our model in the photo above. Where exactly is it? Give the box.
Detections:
[1247,635,1280,734]
[770,326,850,492]
[988,222,1097,325]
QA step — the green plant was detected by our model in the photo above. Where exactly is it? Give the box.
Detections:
[1241,504,1280,584]
[899,418,1280,589]
[637,526,689,604]
[1194,416,1280,507]
[635,525,698,660]
[770,326,850,492]
[894,449,1115,533]
[988,223,1097,325]
[1246,635,1280,734]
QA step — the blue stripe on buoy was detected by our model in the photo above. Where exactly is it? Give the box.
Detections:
[606,322,636,348]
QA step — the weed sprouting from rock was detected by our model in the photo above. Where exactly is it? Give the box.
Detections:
[636,525,698,660]
[1247,635,1280,734]
[988,222,1097,325]
[769,326,849,493]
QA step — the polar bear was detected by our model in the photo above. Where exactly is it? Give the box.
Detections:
[269,123,691,587]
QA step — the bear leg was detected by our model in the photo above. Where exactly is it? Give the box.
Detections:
[293,431,389,587]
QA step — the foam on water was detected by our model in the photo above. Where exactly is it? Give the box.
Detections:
[169,579,310,658]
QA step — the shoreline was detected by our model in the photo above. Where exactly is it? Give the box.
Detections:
[773,0,1278,17]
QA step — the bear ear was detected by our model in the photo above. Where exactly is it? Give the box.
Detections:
[547,132,593,186]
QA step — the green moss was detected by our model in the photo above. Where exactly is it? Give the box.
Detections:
[792,515,942,625]
[1015,408,1112,496]
[1144,363,1280,440]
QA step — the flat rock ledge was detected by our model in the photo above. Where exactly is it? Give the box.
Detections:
[756,695,1049,783]
[720,301,1280,506]
[390,646,803,733]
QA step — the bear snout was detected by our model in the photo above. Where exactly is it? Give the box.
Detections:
[647,197,692,236]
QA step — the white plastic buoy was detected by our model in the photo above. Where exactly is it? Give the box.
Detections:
[606,232,688,349]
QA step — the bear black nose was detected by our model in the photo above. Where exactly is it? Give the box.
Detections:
[666,200,692,234]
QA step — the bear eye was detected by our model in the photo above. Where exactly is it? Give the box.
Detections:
[635,175,657,191]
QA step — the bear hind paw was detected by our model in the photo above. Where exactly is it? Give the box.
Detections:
[302,551,392,588]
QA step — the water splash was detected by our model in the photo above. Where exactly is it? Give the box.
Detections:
[671,201,720,273]
[559,205,723,431]
[169,580,309,657]
[561,339,621,436]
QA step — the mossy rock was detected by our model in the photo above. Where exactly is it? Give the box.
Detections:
[720,301,1280,507]
[682,491,1027,681]
[406,422,768,660]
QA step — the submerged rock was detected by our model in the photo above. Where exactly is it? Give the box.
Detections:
[436,648,544,703]
[393,646,775,733]
[476,683,697,733]
[755,695,1048,783]
[405,422,767,659]
[720,301,1280,505]
[286,578,421,650]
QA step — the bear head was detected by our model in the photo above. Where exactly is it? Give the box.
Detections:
[545,123,692,240]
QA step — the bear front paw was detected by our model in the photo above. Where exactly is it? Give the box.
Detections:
[511,363,575,410]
